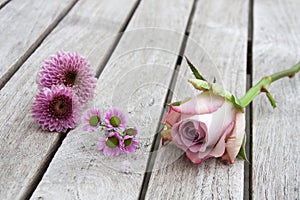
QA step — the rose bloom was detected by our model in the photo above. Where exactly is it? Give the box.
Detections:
[163,91,245,164]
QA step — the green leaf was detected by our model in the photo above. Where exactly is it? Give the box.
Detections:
[185,56,207,81]
[237,133,249,162]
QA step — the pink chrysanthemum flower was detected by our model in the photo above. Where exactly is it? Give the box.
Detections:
[98,132,123,156]
[122,135,138,153]
[83,109,101,131]
[104,109,126,130]
[37,51,96,105]
[32,85,81,133]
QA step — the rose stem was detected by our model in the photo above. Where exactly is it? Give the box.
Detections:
[239,61,300,107]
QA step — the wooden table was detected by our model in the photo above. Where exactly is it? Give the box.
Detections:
[0,0,299,199]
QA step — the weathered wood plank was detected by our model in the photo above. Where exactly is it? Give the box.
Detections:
[252,0,300,199]
[31,0,195,199]
[145,0,249,199]
[0,0,139,199]
[0,0,10,8]
[0,0,77,88]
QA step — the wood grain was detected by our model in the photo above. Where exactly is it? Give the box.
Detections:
[252,0,300,199]
[145,0,249,199]
[0,0,77,89]
[0,0,138,199]
[30,0,195,199]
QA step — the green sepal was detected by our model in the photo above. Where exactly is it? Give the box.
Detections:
[188,79,210,91]
[189,79,244,111]
[237,133,249,162]
[169,101,181,106]
[229,94,244,111]
[161,123,172,145]
[185,56,207,81]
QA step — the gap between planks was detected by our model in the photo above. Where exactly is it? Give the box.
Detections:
[146,1,248,198]
[245,0,254,199]
[23,133,67,200]
[0,0,79,90]
[0,0,10,9]
[26,1,142,199]
[0,0,142,199]
[30,0,197,199]
[138,0,197,198]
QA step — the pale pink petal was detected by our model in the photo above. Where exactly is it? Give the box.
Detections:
[209,122,234,157]
[172,91,224,115]
[186,121,234,164]
[163,105,182,126]
[171,123,189,151]
[222,111,245,164]
[188,101,235,148]
[98,137,106,150]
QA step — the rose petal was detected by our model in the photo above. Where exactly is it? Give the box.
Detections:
[222,111,245,164]
[172,91,224,115]
[163,105,182,126]
[188,121,208,152]
[189,143,204,153]
[186,121,234,164]
[171,123,189,151]
[187,101,236,148]
[180,125,194,147]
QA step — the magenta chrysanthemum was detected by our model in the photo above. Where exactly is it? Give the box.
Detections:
[83,109,101,131]
[32,85,81,133]
[122,135,138,153]
[37,51,96,105]
[98,132,123,156]
[104,109,126,130]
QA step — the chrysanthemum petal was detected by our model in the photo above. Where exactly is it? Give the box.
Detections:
[32,85,81,133]
[104,109,126,130]
[37,51,96,105]
[83,109,101,131]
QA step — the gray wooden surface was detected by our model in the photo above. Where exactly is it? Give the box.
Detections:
[0,0,10,8]
[145,0,248,199]
[0,0,138,199]
[0,0,77,88]
[31,0,195,199]
[0,0,299,199]
[252,0,300,199]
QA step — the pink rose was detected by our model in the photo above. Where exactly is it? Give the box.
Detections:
[163,91,245,164]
